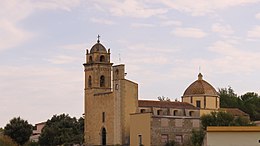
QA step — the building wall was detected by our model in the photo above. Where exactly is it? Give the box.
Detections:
[130,113,151,146]
[151,116,200,146]
[121,79,138,144]
[207,127,260,146]
[85,91,116,145]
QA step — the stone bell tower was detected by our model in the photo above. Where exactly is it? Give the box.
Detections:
[83,36,138,146]
[84,36,113,93]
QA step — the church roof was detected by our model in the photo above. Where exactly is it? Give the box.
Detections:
[138,100,198,109]
[90,42,107,53]
[220,108,249,117]
[183,73,218,97]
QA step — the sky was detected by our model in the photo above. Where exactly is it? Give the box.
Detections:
[0,0,260,127]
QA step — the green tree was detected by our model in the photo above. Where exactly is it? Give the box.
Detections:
[218,87,260,121]
[201,111,251,129]
[4,117,33,146]
[39,114,84,146]
[191,129,205,146]
[218,87,239,108]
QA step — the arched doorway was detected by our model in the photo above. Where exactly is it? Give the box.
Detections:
[101,127,106,145]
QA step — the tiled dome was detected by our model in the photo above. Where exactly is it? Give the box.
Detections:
[183,73,218,96]
[90,42,107,53]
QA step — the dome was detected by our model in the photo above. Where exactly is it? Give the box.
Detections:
[90,41,107,53]
[183,73,218,96]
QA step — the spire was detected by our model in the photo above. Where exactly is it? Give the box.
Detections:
[198,73,203,80]
[97,34,100,43]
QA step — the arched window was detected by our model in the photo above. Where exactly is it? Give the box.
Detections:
[173,110,178,116]
[189,111,194,117]
[115,69,119,75]
[88,76,92,88]
[89,56,93,62]
[100,55,105,62]
[100,75,105,87]
[101,127,106,145]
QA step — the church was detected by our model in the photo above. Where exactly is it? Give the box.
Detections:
[83,38,248,146]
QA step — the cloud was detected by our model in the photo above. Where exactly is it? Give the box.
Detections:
[207,40,260,73]
[131,23,155,28]
[0,65,83,127]
[91,0,168,18]
[247,25,260,38]
[90,18,115,25]
[46,55,80,64]
[160,20,182,27]
[211,23,234,37]
[171,27,207,38]
[159,0,260,16]
[0,0,81,51]
[256,12,260,19]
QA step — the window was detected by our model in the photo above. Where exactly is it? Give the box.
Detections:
[140,109,145,113]
[100,75,105,87]
[161,134,168,143]
[89,56,93,62]
[100,55,105,62]
[175,135,183,144]
[189,111,194,117]
[115,84,119,90]
[196,100,201,108]
[157,110,163,115]
[101,127,106,145]
[88,76,92,88]
[115,69,119,75]
[102,112,105,123]
[138,135,142,146]
[173,110,178,116]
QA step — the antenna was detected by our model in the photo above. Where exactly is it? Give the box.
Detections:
[199,66,201,73]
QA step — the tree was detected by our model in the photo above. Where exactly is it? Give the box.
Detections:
[39,114,84,146]
[158,96,171,101]
[191,129,205,146]
[4,117,33,145]
[218,87,260,121]
[201,111,251,130]
[218,87,239,108]
[0,135,18,146]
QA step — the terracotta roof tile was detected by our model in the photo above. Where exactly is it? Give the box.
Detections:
[138,100,197,109]
[220,108,249,116]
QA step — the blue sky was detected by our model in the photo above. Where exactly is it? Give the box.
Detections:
[0,0,260,127]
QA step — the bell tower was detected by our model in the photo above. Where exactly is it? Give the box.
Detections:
[84,36,113,93]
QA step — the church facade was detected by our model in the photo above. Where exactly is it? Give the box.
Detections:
[83,39,247,146]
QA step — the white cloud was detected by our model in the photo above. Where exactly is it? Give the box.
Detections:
[211,23,234,37]
[255,12,260,19]
[247,25,260,38]
[159,0,260,16]
[0,65,83,127]
[46,55,80,64]
[90,18,115,25]
[160,20,182,27]
[0,0,81,51]
[131,23,155,28]
[171,27,207,38]
[91,0,168,18]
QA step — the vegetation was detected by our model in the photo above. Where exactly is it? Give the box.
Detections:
[158,96,171,101]
[0,135,18,146]
[201,111,252,129]
[38,114,84,146]
[4,117,33,145]
[191,129,205,146]
[165,140,178,146]
[219,87,260,121]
